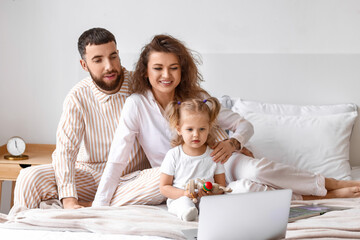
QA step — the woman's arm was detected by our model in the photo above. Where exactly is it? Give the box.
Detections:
[211,107,255,163]
[217,106,254,145]
[93,97,139,206]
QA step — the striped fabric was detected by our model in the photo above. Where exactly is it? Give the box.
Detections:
[213,127,229,143]
[14,68,149,208]
[110,167,166,206]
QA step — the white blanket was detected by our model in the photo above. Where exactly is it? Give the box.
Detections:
[287,198,360,239]
[1,198,360,239]
[0,200,197,240]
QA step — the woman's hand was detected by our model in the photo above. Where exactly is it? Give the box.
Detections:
[240,146,255,158]
[211,139,255,163]
[210,139,235,163]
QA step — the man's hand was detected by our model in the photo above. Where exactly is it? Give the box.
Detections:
[62,197,84,209]
[79,201,92,207]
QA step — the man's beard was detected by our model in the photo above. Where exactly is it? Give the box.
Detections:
[89,70,122,92]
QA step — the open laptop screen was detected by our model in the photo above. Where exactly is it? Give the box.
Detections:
[195,189,292,240]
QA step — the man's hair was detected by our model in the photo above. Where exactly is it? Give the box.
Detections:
[78,28,116,59]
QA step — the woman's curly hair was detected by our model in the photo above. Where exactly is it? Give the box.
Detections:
[131,34,208,100]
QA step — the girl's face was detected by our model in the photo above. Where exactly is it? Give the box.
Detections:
[177,110,210,156]
[147,52,181,100]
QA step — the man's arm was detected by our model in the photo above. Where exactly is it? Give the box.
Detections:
[52,94,85,209]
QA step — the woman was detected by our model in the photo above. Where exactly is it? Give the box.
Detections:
[93,35,360,207]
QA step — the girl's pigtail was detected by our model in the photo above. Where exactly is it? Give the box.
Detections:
[203,97,221,147]
[204,97,221,125]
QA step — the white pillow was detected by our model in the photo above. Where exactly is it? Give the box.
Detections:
[231,99,358,180]
[233,98,357,116]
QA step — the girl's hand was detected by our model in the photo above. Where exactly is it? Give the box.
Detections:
[210,139,235,163]
[197,189,214,198]
[184,189,198,200]
[212,189,225,195]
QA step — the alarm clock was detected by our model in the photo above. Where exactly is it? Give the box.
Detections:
[4,136,29,160]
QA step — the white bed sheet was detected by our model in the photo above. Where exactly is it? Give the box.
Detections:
[0,203,196,240]
[2,167,360,240]
[0,229,167,240]
[2,198,360,240]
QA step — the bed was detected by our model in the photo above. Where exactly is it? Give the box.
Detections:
[0,97,359,240]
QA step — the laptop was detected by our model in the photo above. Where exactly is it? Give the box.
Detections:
[182,189,292,240]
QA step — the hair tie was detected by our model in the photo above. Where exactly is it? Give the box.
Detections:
[203,99,207,103]
[177,101,181,105]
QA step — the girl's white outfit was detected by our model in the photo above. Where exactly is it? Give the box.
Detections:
[161,146,225,189]
[161,145,225,220]
[93,90,326,207]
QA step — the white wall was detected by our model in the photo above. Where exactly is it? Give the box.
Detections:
[1,0,360,213]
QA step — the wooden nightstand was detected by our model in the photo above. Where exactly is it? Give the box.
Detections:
[0,144,55,207]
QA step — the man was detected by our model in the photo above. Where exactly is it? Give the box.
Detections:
[14,28,150,209]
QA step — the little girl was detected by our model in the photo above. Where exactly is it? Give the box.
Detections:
[159,97,226,221]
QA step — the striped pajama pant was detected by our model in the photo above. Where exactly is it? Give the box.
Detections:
[14,164,165,209]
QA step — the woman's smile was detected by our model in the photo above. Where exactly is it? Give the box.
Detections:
[147,52,181,98]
